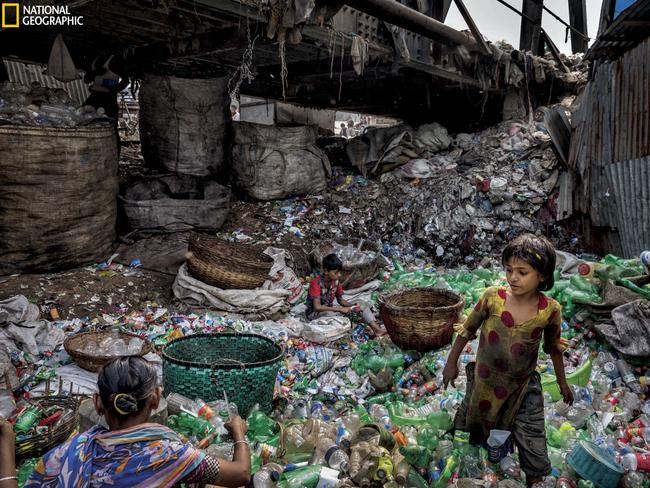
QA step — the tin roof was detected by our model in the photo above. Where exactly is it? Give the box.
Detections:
[586,0,650,60]
[2,57,89,105]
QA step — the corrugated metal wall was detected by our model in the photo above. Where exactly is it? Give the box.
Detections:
[605,157,650,257]
[2,58,89,106]
[568,38,650,256]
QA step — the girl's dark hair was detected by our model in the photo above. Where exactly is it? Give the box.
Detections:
[323,253,343,271]
[97,356,158,418]
[502,233,556,291]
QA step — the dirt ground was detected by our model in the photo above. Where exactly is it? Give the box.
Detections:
[0,266,174,321]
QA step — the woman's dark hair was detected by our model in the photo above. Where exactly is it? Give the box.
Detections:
[97,356,158,418]
[502,233,556,291]
[323,253,344,271]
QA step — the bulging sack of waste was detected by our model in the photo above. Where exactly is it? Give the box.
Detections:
[231,144,331,200]
[303,316,351,342]
[230,122,331,201]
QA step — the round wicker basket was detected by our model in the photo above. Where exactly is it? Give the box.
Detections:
[187,233,273,289]
[312,238,383,289]
[379,287,464,352]
[15,395,80,461]
[64,331,153,372]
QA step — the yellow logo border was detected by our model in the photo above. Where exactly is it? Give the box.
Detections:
[2,3,20,28]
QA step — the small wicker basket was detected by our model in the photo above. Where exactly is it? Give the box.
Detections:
[15,395,80,461]
[187,233,273,289]
[64,331,153,372]
[312,238,383,289]
[379,287,464,352]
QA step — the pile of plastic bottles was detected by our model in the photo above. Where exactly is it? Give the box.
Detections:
[380,262,505,310]
[11,251,650,487]
[0,81,112,127]
[547,255,648,317]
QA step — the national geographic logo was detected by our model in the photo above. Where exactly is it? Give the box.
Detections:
[1,2,84,28]
[1,3,19,28]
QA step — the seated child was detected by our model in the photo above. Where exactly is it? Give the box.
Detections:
[443,233,574,487]
[307,253,385,336]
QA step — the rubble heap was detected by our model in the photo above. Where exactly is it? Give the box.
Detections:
[223,107,580,270]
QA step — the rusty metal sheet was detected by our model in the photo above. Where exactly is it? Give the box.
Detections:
[605,157,650,257]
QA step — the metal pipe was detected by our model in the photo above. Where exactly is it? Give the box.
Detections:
[345,0,480,49]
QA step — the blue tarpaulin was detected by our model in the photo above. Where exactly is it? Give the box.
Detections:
[614,0,639,18]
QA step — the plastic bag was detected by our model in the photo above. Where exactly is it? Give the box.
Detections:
[46,34,78,82]
[263,247,304,304]
[303,315,351,342]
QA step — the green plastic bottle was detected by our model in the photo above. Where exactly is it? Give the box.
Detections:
[250,452,262,475]
[616,278,650,300]
[367,392,397,405]
[355,404,372,424]
[432,452,459,488]
[569,275,599,294]
[399,445,431,468]
[247,410,276,441]
[426,411,453,430]
[277,465,322,488]
[406,467,430,488]
[17,458,38,487]
[386,402,427,427]
[473,268,494,281]
[167,412,215,438]
[416,425,439,450]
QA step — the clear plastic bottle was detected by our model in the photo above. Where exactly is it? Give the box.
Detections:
[617,360,644,394]
[0,389,15,418]
[500,456,521,479]
[556,468,578,488]
[619,452,650,472]
[621,471,645,488]
[341,411,361,439]
[603,360,621,381]
[310,437,336,465]
[369,404,392,429]
[253,462,283,488]
[324,445,350,472]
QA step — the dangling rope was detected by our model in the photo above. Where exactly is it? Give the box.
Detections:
[279,33,288,100]
[228,16,258,102]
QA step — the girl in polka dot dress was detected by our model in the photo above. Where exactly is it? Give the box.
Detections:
[442,233,574,487]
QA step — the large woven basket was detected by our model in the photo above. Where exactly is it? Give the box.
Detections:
[64,331,154,372]
[15,395,79,461]
[162,333,283,417]
[379,288,464,352]
[312,239,383,289]
[187,234,273,289]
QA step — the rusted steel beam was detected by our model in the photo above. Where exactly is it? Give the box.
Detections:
[568,0,588,53]
[346,0,480,50]
[520,0,543,54]
[452,0,491,54]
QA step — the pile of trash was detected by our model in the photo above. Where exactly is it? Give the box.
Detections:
[0,81,111,127]
[2,247,649,487]
[224,108,578,269]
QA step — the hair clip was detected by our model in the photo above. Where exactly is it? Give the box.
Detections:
[113,393,131,415]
